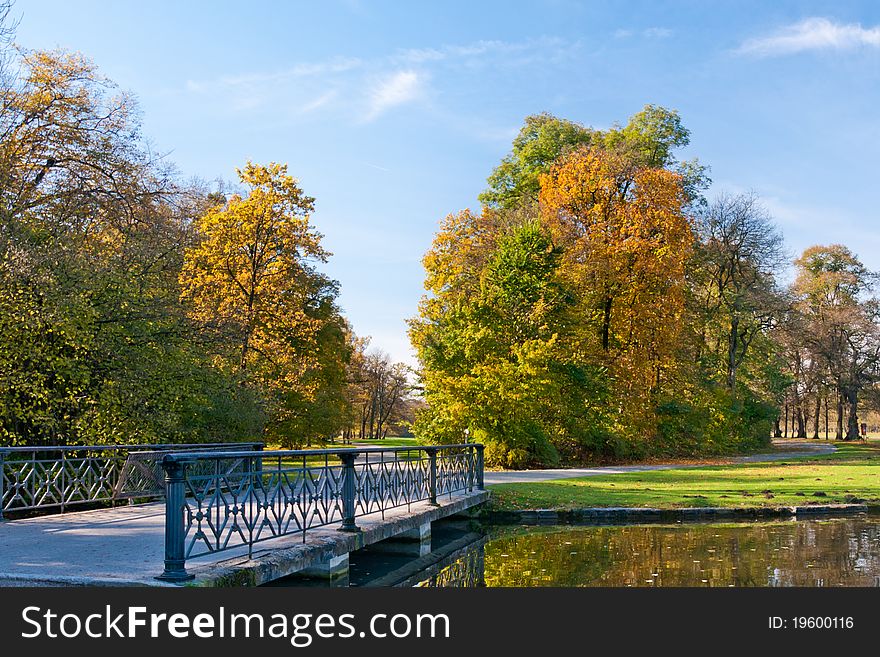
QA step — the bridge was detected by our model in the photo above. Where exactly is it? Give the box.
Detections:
[0,443,487,586]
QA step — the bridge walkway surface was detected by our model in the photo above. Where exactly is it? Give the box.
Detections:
[0,490,487,587]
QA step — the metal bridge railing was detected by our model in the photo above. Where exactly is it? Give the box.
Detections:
[0,442,264,518]
[157,443,485,581]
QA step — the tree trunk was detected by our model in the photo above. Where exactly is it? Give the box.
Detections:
[836,391,844,440]
[824,396,829,440]
[845,387,860,441]
[240,287,257,373]
[796,406,806,438]
[368,393,378,439]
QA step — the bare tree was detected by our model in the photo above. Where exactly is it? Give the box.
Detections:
[344,348,412,440]
[692,192,787,389]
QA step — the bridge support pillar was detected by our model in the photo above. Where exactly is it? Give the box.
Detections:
[370,521,432,557]
[297,552,350,585]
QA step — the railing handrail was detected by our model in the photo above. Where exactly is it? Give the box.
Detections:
[0,441,264,454]
[161,443,475,463]
[155,442,485,581]
[0,441,268,519]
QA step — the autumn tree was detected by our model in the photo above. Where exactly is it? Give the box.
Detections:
[180,162,345,442]
[360,351,410,440]
[341,331,371,443]
[342,338,414,441]
[539,146,694,426]
[268,299,352,448]
[414,107,782,466]
[0,38,257,445]
[479,114,595,210]
[0,15,364,449]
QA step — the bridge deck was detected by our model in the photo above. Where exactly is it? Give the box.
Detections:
[0,490,488,587]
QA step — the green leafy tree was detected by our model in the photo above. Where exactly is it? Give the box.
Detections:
[479,114,595,210]
[411,219,608,467]
[0,43,254,445]
[480,105,709,212]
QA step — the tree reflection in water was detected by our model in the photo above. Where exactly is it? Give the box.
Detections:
[418,517,880,587]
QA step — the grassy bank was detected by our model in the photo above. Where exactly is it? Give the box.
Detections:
[487,441,880,511]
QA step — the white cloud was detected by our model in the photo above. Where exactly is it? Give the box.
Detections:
[737,17,880,57]
[363,70,424,121]
[183,38,573,102]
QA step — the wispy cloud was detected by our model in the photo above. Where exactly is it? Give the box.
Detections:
[736,17,880,57]
[181,36,581,131]
[185,57,363,93]
[391,37,577,66]
[364,70,424,121]
[362,161,391,172]
[644,27,672,38]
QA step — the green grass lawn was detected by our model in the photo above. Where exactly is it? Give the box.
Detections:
[253,437,426,469]
[488,441,880,511]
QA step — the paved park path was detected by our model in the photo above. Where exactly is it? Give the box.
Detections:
[483,440,837,486]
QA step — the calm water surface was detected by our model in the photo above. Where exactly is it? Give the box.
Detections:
[418,517,880,587]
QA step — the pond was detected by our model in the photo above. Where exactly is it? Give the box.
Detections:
[416,516,880,587]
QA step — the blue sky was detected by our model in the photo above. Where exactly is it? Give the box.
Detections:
[14,0,880,365]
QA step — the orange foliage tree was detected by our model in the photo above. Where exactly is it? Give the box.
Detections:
[539,147,694,435]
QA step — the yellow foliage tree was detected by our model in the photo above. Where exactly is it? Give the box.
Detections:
[180,162,329,396]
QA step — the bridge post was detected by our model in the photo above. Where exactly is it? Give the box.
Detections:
[372,521,432,557]
[60,449,66,514]
[0,449,5,520]
[156,456,194,582]
[475,444,485,490]
[338,452,360,532]
[426,447,439,506]
[253,443,264,478]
